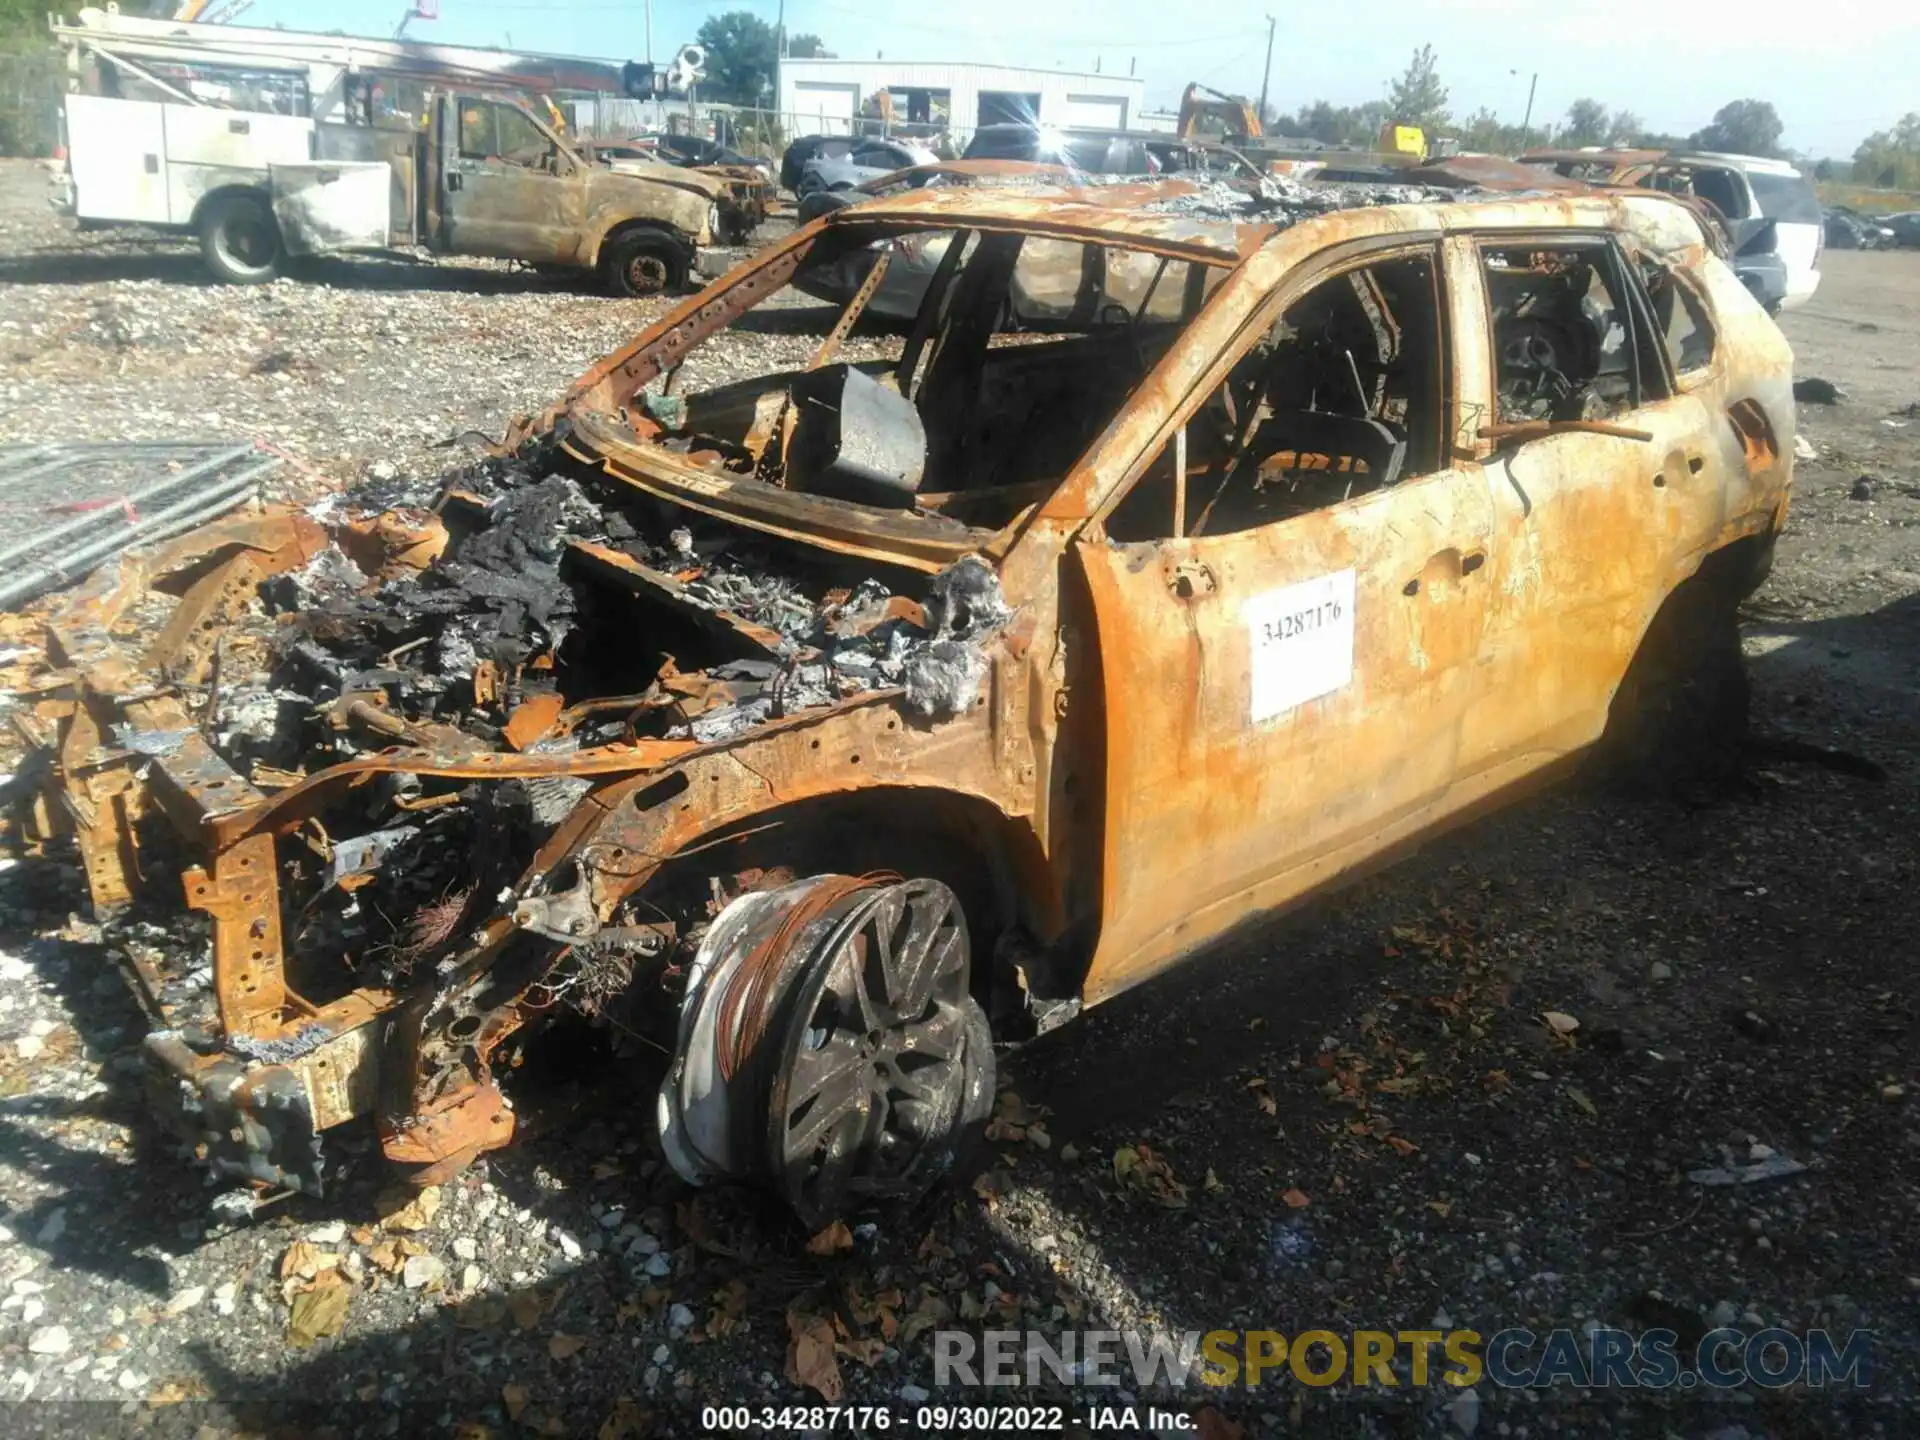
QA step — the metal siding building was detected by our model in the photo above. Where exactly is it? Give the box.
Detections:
[776,59,1143,141]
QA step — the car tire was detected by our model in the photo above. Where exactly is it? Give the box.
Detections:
[199,193,284,285]
[602,229,689,297]
[1597,578,1749,792]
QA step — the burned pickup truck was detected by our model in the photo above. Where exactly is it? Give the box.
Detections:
[19,177,1793,1226]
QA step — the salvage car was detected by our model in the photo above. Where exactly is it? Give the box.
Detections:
[795,136,940,197]
[1520,147,1824,311]
[587,135,773,245]
[1823,205,1893,250]
[1883,211,1920,248]
[24,179,1793,1228]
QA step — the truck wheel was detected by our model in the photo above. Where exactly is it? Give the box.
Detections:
[602,230,688,297]
[1596,579,1749,792]
[199,193,284,285]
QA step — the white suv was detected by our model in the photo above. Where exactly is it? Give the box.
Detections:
[1649,152,1824,310]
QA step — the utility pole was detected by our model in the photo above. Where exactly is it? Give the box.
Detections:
[777,0,786,57]
[1518,70,1538,149]
[1255,15,1276,130]
[644,0,652,63]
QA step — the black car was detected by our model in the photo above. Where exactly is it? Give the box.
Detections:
[1824,206,1892,249]
[654,132,771,179]
[1885,212,1920,248]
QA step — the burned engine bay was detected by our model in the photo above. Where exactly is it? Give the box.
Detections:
[19,437,1016,1205]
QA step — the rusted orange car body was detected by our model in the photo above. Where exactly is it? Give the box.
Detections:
[30,179,1794,1206]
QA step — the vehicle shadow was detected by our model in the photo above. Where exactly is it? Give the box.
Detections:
[0,247,215,288]
[0,857,204,1297]
[0,244,595,299]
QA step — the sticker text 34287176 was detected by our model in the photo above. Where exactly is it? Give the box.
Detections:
[1243,569,1358,724]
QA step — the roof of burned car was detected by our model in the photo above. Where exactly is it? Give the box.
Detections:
[824,178,1269,260]
[818,174,1695,264]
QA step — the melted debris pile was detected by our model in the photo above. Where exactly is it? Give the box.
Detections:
[50,445,1015,1011]
[1140,174,1450,223]
[265,449,1010,757]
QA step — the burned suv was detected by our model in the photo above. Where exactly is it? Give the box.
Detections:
[28,177,1793,1227]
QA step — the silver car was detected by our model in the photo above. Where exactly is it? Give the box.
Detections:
[796,137,939,197]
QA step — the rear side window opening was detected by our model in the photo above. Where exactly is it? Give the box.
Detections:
[1747,172,1823,225]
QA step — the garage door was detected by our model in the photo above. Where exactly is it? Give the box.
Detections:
[1063,93,1127,129]
[792,82,859,135]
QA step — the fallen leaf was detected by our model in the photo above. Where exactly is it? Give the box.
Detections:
[287,1273,351,1348]
[1196,1407,1247,1440]
[508,1290,544,1330]
[806,1221,853,1256]
[707,1277,749,1339]
[1204,1167,1224,1193]
[1247,1077,1278,1116]
[379,1185,442,1233]
[598,1397,651,1440]
[900,1291,950,1344]
[785,1310,844,1402]
[280,1241,321,1281]
[836,1332,885,1366]
[1112,1145,1189,1208]
[1542,1010,1581,1036]
[1426,1200,1453,1218]
[549,1332,587,1360]
[1384,1134,1420,1157]
[1281,1187,1311,1209]
[502,1384,530,1421]
[1566,1086,1598,1117]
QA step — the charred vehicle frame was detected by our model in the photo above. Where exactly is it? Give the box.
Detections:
[18,176,1794,1226]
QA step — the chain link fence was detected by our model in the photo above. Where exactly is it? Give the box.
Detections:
[0,48,61,158]
[566,97,958,163]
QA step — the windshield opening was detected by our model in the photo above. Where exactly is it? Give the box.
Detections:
[620,223,1231,531]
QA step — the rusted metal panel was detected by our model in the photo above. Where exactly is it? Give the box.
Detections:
[184,832,286,1037]
[1405,154,1590,193]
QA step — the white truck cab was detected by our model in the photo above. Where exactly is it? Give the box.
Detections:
[49,7,718,293]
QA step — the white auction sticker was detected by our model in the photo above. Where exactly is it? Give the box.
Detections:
[1244,568,1357,723]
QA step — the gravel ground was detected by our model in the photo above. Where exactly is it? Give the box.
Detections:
[0,157,1918,1438]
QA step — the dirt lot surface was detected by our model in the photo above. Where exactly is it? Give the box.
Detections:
[0,158,1917,1437]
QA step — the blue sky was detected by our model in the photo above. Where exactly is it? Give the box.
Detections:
[241,0,1918,159]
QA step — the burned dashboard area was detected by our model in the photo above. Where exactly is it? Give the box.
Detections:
[15,436,1014,1203]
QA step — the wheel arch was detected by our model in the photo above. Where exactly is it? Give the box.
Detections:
[188,181,275,235]
[582,215,694,270]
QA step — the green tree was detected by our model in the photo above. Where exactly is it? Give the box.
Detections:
[1561,98,1609,147]
[1607,109,1645,145]
[1690,99,1785,157]
[0,0,48,45]
[1852,112,1920,189]
[786,33,833,59]
[1386,44,1449,130]
[1457,107,1530,155]
[695,11,779,103]
[1269,98,1392,148]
